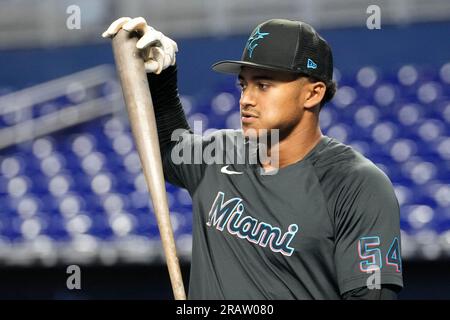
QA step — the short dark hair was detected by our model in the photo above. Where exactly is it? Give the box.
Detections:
[304,75,337,112]
[320,80,337,110]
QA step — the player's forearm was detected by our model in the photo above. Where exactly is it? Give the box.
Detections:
[146,64,191,151]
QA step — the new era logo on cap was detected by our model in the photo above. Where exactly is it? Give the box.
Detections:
[211,19,333,83]
[307,58,317,69]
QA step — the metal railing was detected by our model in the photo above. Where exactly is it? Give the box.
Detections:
[0,64,123,150]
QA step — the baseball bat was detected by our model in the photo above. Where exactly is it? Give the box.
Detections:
[111,29,186,300]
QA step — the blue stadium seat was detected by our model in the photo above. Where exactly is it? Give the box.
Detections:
[1,61,449,263]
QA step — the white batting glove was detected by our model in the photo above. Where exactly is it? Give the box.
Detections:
[102,17,178,74]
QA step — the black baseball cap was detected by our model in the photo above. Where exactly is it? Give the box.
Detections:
[212,19,333,83]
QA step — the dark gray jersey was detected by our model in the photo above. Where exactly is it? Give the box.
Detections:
[161,129,403,299]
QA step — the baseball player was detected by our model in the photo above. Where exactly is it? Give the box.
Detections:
[103,17,403,299]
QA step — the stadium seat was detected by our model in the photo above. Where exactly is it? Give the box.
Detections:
[0,61,449,263]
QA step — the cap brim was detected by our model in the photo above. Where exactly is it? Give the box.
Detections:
[212,60,299,75]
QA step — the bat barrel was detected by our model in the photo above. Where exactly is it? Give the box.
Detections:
[111,29,186,300]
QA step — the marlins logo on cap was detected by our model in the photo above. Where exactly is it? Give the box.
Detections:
[212,19,333,83]
[246,27,270,58]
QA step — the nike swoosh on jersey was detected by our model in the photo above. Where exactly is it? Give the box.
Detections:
[220,165,243,175]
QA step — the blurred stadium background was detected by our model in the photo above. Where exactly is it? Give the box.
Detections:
[0,0,449,299]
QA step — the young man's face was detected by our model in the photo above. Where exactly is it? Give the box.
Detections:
[238,67,310,139]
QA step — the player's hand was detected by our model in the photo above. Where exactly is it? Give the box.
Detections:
[102,17,178,74]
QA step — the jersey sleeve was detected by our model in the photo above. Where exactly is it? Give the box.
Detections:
[342,284,399,300]
[333,161,404,295]
[161,129,226,194]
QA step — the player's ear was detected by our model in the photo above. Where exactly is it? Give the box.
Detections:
[303,79,326,110]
